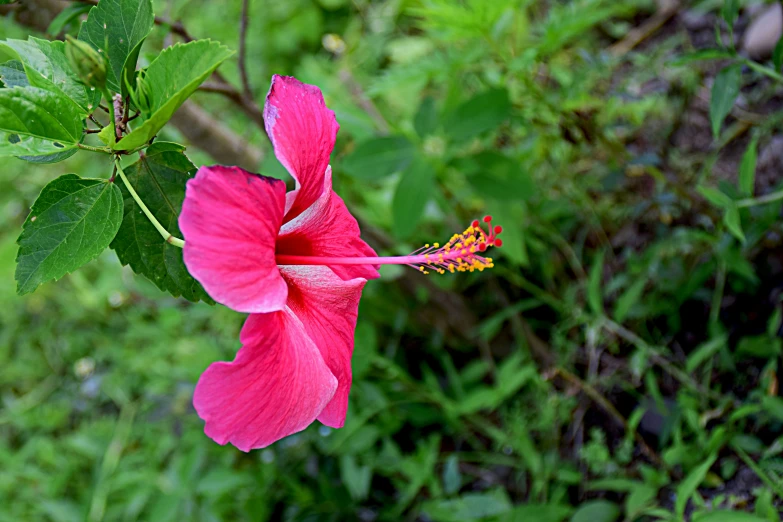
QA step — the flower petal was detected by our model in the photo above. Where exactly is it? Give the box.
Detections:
[180,165,288,313]
[193,309,338,451]
[277,167,380,281]
[264,74,339,221]
[280,265,366,428]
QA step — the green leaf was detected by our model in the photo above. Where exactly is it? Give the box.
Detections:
[492,202,529,266]
[739,135,758,196]
[445,88,511,142]
[15,174,123,295]
[614,277,647,323]
[505,504,572,522]
[114,41,234,151]
[47,4,93,36]
[625,484,657,516]
[686,335,728,372]
[570,500,620,522]
[342,136,415,179]
[736,335,782,359]
[723,204,745,243]
[18,149,78,164]
[0,60,29,88]
[668,49,735,66]
[414,96,439,138]
[676,454,717,518]
[392,156,436,238]
[774,35,783,72]
[461,152,535,202]
[340,455,372,502]
[761,395,783,422]
[693,511,767,522]
[442,455,462,495]
[110,142,212,303]
[0,87,84,156]
[0,37,100,114]
[421,489,511,521]
[587,250,605,315]
[698,185,733,208]
[721,0,739,27]
[78,0,154,94]
[710,64,742,139]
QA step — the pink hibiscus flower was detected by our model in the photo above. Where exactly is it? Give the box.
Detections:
[179,75,502,451]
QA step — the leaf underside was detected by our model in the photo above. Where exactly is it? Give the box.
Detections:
[0,86,84,156]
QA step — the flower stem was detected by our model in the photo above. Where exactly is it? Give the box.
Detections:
[114,159,185,248]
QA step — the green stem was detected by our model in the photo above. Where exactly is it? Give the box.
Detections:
[77,143,113,154]
[741,58,783,83]
[732,442,783,499]
[114,159,185,248]
[736,188,783,208]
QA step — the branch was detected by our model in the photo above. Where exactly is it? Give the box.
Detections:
[238,0,253,101]
[170,101,262,170]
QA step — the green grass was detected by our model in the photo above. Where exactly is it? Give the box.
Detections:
[2,0,783,520]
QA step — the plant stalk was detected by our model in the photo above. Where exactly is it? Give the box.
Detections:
[114,159,185,248]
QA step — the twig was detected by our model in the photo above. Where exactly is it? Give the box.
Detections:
[238,0,253,100]
[547,367,669,472]
[112,93,124,140]
[339,69,390,135]
[608,0,680,57]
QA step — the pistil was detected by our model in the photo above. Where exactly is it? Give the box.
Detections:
[275,216,502,275]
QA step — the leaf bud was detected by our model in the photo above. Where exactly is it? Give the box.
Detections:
[65,35,107,91]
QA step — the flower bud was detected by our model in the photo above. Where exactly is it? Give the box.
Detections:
[65,35,107,90]
[133,72,153,118]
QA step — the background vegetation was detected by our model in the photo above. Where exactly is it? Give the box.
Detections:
[2,0,783,520]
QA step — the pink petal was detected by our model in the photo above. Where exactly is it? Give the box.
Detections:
[180,166,288,313]
[276,167,380,281]
[193,309,338,451]
[280,265,366,428]
[264,74,339,222]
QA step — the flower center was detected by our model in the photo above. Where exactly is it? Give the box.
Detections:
[274,216,503,274]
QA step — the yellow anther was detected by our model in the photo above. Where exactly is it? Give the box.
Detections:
[433,243,439,248]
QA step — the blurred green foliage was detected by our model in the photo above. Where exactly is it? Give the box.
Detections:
[3,0,783,520]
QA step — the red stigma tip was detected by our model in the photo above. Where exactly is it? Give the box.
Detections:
[472,219,480,228]
[478,242,487,251]
[494,239,503,247]
[494,225,503,234]
[483,215,492,223]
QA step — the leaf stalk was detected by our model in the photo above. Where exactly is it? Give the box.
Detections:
[114,159,185,248]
